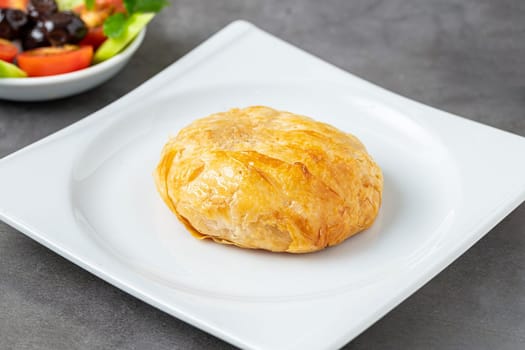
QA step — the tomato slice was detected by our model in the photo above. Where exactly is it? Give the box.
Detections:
[78,26,106,49]
[17,45,93,77]
[102,0,126,13]
[0,0,28,10]
[0,38,18,62]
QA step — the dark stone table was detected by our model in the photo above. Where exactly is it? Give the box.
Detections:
[1,0,524,349]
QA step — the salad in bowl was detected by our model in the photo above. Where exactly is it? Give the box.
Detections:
[0,0,167,78]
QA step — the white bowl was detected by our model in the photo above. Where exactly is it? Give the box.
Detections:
[0,29,146,102]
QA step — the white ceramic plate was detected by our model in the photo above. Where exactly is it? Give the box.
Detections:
[1,21,525,350]
[0,29,145,102]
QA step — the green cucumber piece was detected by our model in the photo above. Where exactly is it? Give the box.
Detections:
[93,13,154,63]
[56,0,83,11]
[0,60,27,78]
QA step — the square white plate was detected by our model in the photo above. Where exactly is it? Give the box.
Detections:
[1,21,525,350]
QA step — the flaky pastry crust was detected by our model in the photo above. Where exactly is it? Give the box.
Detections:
[154,106,383,253]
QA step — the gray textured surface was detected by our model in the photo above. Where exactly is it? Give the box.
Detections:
[1,0,525,349]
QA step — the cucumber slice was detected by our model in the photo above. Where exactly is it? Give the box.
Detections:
[93,13,154,63]
[0,60,27,78]
[56,0,83,11]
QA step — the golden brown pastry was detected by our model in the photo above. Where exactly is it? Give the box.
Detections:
[154,106,383,253]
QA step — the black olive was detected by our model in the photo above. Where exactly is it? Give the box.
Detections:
[22,21,50,50]
[0,9,29,40]
[43,11,86,45]
[27,0,58,21]
[65,13,88,42]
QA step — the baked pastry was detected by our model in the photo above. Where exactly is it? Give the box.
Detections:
[154,106,383,253]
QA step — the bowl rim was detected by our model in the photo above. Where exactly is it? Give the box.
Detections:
[0,29,146,86]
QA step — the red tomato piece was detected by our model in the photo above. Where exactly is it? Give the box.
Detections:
[17,45,93,77]
[0,38,18,62]
[0,0,28,10]
[102,0,126,14]
[79,26,106,49]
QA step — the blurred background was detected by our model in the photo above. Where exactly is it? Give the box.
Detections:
[1,0,524,349]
